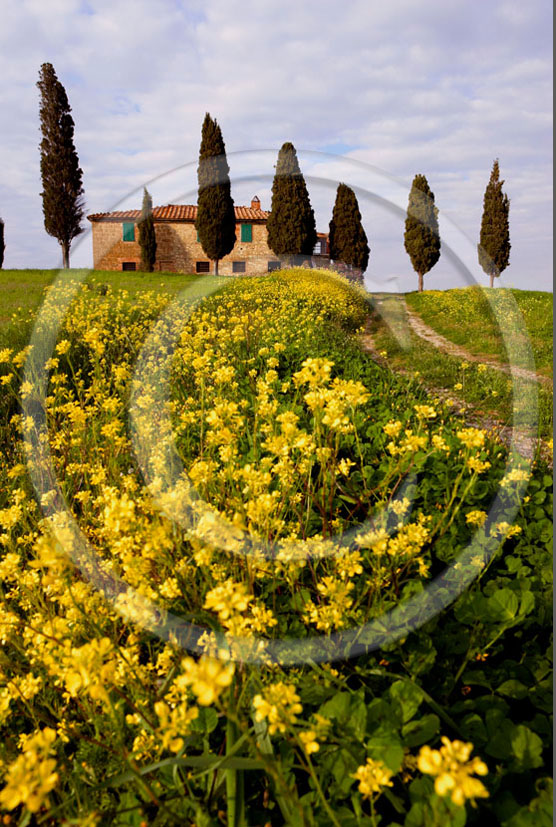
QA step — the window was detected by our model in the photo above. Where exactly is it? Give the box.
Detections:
[196,261,210,273]
[122,222,135,242]
[196,230,201,242]
[268,261,281,272]
[232,261,246,274]
[240,223,252,242]
[122,261,136,271]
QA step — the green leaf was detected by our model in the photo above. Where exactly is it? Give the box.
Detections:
[484,588,519,623]
[319,691,351,722]
[114,791,144,826]
[366,740,404,774]
[496,680,529,700]
[190,706,218,733]
[485,721,514,760]
[459,713,488,746]
[510,725,544,771]
[389,680,424,723]
[318,691,367,739]
[517,590,535,617]
[502,778,553,827]
[454,591,487,625]
[401,714,440,748]
[330,748,360,795]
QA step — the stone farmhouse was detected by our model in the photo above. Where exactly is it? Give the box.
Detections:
[87,196,330,275]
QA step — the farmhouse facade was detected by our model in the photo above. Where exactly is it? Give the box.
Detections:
[87,197,330,275]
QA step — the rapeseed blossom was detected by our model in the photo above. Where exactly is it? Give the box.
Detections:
[352,758,394,798]
[0,270,518,820]
[417,736,489,807]
[179,656,235,706]
[0,727,59,813]
[252,682,303,734]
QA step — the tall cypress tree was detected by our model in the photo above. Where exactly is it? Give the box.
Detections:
[195,113,236,275]
[404,174,440,292]
[137,187,157,272]
[37,63,85,269]
[266,142,317,266]
[0,218,4,269]
[478,159,510,288]
[329,183,370,275]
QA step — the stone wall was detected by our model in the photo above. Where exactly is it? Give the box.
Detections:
[91,219,282,274]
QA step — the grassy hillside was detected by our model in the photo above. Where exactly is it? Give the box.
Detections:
[0,268,200,320]
[369,291,553,440]
[0,268,200,348]
[405,287,553,379]
[0,269,551,824]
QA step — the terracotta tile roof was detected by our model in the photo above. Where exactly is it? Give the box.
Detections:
[87,204,270,222]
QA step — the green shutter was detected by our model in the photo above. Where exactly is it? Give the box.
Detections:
[241,223,252,242]
[122,222,135,242]
[196,230,200,242]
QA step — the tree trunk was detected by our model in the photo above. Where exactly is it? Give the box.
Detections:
[214,259,219,275]
[418,272,424,292]
[490,273,494,288]
[61,241,70,269]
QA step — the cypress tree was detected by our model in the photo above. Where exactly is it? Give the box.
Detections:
[0,218,4,269]
[195,113,236,275]
[478,159,510,288]
[404,174,441,292]
[329,183,370,275]
[137,188,157,272]
[37,63,85,269]
[266,142,317,266]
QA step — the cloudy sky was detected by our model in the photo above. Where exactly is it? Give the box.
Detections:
[0,0,552,291]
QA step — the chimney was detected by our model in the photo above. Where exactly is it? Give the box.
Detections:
[251,195,261,211]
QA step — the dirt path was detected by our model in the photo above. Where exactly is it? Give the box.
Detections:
[359,317,548,463]
[404,305,552,388]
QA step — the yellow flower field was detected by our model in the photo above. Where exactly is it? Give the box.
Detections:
[0,269,551,825]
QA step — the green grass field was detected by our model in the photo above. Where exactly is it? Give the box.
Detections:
[369,291,553,440]
[0,269,201,322]
[405,287,553,378]
[0,269,552,824]
[0,268,201,348]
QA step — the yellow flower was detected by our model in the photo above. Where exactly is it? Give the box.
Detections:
[465,510,487,527]
[383,420,402,437]
[299,730,320,754]
[432,434,450,453]
[500,468,531,487]
[154,700,198,752]
[351,758,394,798]
[179,656,235,706]
[457,428,486,449]
[417,736,489,807]
[292,357,334,388]
[203,580,252,622]
[477,364,487,373]
[248,603,278,633]
[466,457,491,474]
[454,382,463,391]
[414,404,436,419]
[492,522,522,539]
[253,682,303,735]
[0,728,58,813]
[55,339,71,355]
